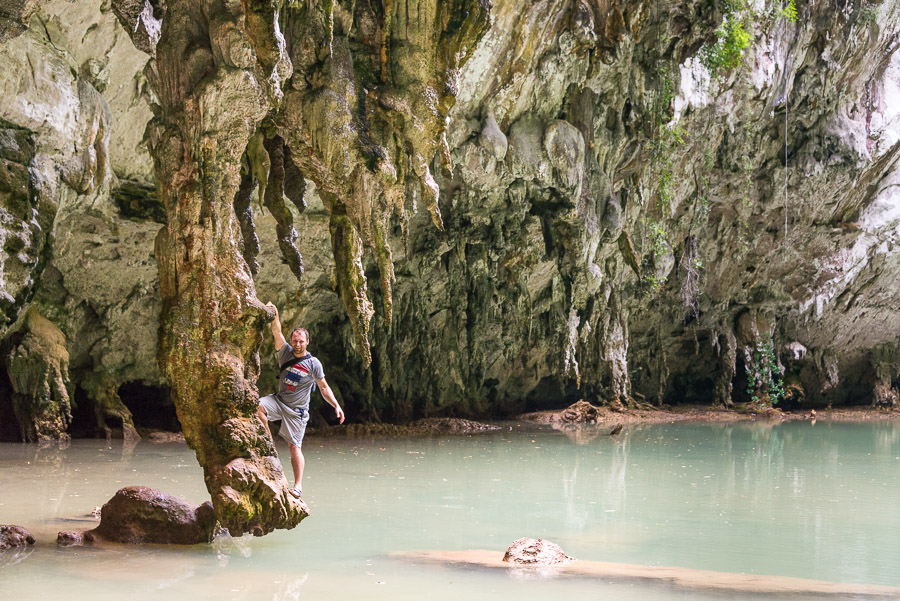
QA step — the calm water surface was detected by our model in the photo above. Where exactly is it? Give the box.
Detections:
[1,420,899,600]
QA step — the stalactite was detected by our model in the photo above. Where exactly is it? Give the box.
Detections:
[282,144,307,214]
[263,135,304,282]
[372,216,395,327]
[277,0,490,365]
[330,210,374,369]
[233,163,260,276]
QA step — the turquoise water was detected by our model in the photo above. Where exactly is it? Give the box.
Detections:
[1,420,899,600]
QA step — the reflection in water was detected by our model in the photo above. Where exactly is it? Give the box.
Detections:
[551,423,605,445]
[270,573,309,601]
[1,420,899,601]
[0,546,34,568]
[213,532,255,563]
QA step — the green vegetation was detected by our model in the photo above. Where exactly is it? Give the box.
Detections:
[858,5,878,25]
[641,273,668,291]
[648,221,670,258]
[779,0,798,22]
[702,0,754,77]
[652,124,687,210]
[745,336,785,406]
[703,18,752,74]
[638,221,670,294]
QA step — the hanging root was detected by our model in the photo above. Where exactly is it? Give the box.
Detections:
[263,135,304,282]
[234,160,261,275]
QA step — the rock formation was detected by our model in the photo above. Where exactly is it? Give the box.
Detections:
[502,537,575,566]
[3,0,900,532]
[57,486,217,545]
[4,307,72,442]
[0,525,35,549]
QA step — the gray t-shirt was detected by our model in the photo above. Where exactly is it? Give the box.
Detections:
[276,345,323,410]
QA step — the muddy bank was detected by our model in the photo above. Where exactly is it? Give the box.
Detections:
[519,403,900,426]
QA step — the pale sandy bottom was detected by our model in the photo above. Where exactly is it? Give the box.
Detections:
[392,550,900,598]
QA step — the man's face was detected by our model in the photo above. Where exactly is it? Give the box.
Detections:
[290,331,308,355]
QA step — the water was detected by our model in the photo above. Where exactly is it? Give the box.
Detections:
[1,420,899,600]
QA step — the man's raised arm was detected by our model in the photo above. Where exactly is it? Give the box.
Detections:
[266,302,287,351]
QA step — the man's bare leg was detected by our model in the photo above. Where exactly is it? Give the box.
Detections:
[257,404,272,438]
[288,443,304,490]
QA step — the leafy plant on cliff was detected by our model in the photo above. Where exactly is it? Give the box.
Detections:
[702,0,754,77]
[638,221,671,294]
[703,19,752,74]
[779,0,798,22]
[745,336,785,406]
[652,124,687,210]
[648,221,670,257]
[641,273,668,292]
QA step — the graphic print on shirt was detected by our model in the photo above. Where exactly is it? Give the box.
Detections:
[283,362,309,393]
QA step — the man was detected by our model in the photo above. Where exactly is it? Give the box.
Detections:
[258,302,345,499]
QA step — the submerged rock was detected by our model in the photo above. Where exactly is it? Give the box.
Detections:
[59,486,217,545]
[502,537,575,566]
[0,525,35,549]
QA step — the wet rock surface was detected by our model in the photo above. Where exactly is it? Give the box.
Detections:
[59,486,217,545]
[502,537,575,566]
[0,525,35,549]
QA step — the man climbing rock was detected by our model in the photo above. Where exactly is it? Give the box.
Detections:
[258,302,345,499]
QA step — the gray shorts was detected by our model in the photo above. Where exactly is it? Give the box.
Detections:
[259,394,309,447]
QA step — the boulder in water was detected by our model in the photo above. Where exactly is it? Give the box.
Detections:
[0,525,35,549]
[58,486,217,545]
[502,537,575,566]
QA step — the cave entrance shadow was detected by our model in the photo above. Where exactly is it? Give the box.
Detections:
[0,367,21,441]
[118,382,181,433]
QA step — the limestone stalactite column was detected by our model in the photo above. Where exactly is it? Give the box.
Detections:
[114,0,305,535]
[278,0,492,368]
[4,307,72,443]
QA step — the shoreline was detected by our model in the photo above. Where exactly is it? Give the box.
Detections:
[303,404,900,438]
[518,404,900,426]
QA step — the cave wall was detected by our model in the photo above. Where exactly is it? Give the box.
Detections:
[1,0,900,442]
